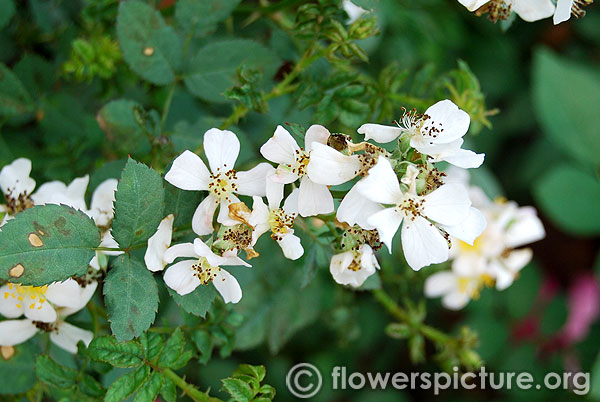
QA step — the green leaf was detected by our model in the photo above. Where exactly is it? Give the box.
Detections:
[234,364,266,382]
[97,99,151,155]
[591,352,600,399]
[0,205,100,286]
[175,0,241,37]
[112,158,165,248]
[183,39,280,103]
[139,332,164,363]
[159,375,177,402]
[35,355,78,389]
[0,341,38,394]
[540,294,568,335]
[79,374,105,398]
[222,378,254,402]
[104,254,159,341]
[0,62,35,120]
[532,49,600,166]
[134,371,163,402]
[87,336,145,368]
[0,0,15,29]
[192,329,213,364]
[105,365,151,402]
[157,328,185,368]
[116,0,182,85]
[534,164,600,235]
[164,183,203,228]
[13,54,55,96]
[168,284,216,318]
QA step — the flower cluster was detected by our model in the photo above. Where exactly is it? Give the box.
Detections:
[148,99,490,301]
[0,159,118,353]
[424,169,546,309]
[457,0,593,24]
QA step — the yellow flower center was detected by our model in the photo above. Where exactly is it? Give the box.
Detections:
[207,170,238,201]
[268,208,295,240]
[4,283,48,310]
[191,258,221,285]
[281,148,310,177]
[395,194,425,221]
[457,273,495,299]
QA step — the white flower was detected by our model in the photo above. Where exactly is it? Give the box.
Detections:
[336,184,384,230]
[162,238,250,303]
[330,244,379,287]
[457,0,555,22]
[306,142,363,186]
[358,100,484,169]
[260,125,334,217]
[0,279,96,353]
[166,129,273,235]
[0,158,36,217]
[424,268,494,310]
[355,159,485,271]
[553,0,591,24]
[144,214,174,272]
[249,189,304,260]
[31,175,89,211]
[88,178,118,228]
[343,0,368,23]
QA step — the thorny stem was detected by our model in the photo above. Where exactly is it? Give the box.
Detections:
[162,368,222,402]
[372,287,453,345]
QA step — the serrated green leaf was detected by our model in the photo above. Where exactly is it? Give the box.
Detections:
[88,336,145,368]
[534,164,600,235]
[35,355,78,389]
[116,1,182,85]
[170,348,193,370]
[134,371,163,402]
[112,158,165,248]
[0,205,100,286]
[192,329,213,364]
[97,99,150,155]
[104,254,159,341]
[234,364,265,382]
[175,0,241,37]
[168,284,216,318]
[139,332,164,363]
[157,328,185,368]
[222,378,253,402]
[159,375,177,402]
[533,49,600,167]
[105,365,151,402]
[0,341,37,394]
[183,39,280,103]
[0,62,34,119]
[79,374,105,398]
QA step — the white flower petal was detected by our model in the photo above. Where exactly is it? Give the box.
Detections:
[401,216,449,271]
[282,188,300,216]
[304,124,330,152]
[306,143,361,185]
[357,123,403,143]
[265,176,284,210]
[23,299,57,323]
[164,242,198,264]
[457,0,490,11]
[192,195,218,235]
[442,292,470,310]
[212,269,242,303]
[424,271,457,297]
[504,207,545,248]
[423,183,471,226]
[0,319,38,346]
[513,0,555,22]
[0,158,36,197]
[343,0,368,23]
[355,157,402,205]
[0,284,24,318]
[60,281,98,316]
[193,239,251,267]
[51,322,93,354]
[337,184,384,230]
[329,251,355,285]
[31,181,68,206]
[249,196,270,243]
[298,177,334,217]
[420,99,470,145]
[260,125,299,165]
[277,231,304,260]
[554,0,573,24]
[501,248,533,274]
[442,207,487,245]
[271,165,299,184]
[144,214,174,272]
[235,163,273,196]
[165,150,211,191]
[216,196,241,227]
[163,260,201,296]
[45,279,84,308]
[439,148,485,169]
[89,179,118,227]
[204,128,240,172]
[367,208,402,252]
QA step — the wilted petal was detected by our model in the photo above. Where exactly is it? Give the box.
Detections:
[401,216,449,271]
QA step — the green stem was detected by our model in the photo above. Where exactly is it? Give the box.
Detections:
[161,83,177,129]
[162,368,222,402]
